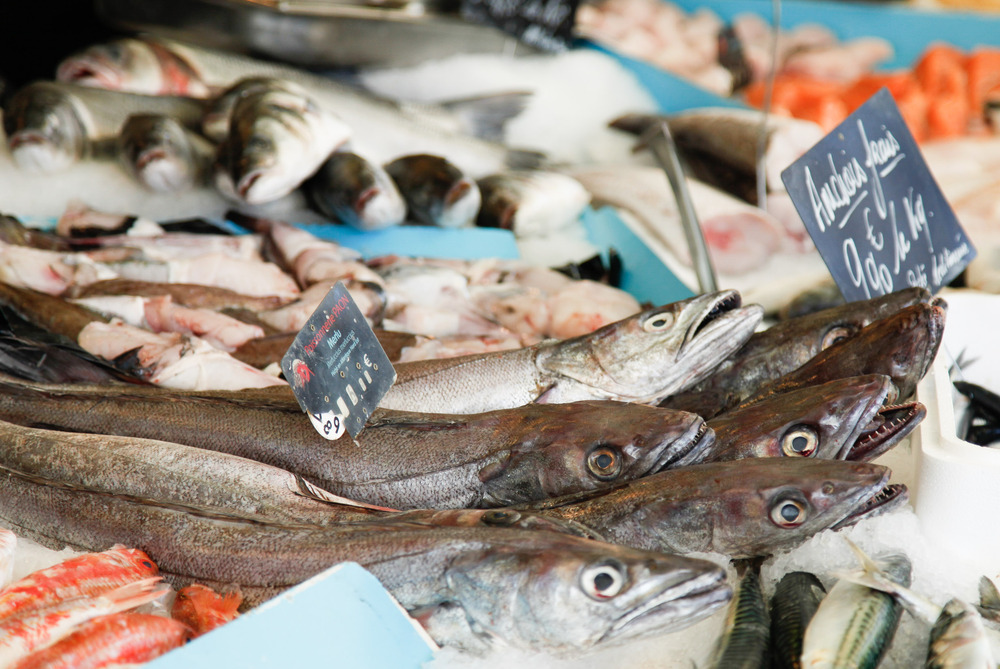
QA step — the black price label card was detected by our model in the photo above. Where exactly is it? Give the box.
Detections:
[281,282,396,439]
[461,0,580,52]
[781,88,976,302]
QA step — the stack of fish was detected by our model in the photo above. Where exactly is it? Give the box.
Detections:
[0,199,950,664]
[2,35,606,246]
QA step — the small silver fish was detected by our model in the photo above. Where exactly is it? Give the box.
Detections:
[385,154,482,228]
[117,113,216,192]
[305,152,407,231]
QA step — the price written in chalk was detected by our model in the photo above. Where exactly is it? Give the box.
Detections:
[782,88,975,302]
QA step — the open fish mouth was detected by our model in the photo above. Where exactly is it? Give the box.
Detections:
[681,291,743,353]
[602,568,731,642]
[655,421,715,471]
[847,402,926,461]
[57,60,121,89]
[831,483,908,530]
[135,148,171,171]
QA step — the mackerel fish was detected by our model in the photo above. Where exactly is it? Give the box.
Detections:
[380,290,764,414]
[770,571,827,669]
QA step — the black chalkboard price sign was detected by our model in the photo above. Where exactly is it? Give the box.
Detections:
[781,88,976,302]
[461,0,580,52]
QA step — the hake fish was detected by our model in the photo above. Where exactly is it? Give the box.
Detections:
[703,375,925,463]
[380,290,763,414]
[515,458,907,558]
[0,379,714,509]
[662,287,939,418]
[0,460,731,651]
[3,81,204,174]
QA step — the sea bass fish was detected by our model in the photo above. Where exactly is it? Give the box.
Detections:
[305,151,407,231]
[3,81,204,173]
[0,465,731,652]
[9,612,190,669]
[476,170,591,237]
[703,375,925,463]
[215,83,352,205]
[117,112,216,192]
[662,287,939,418]
[380,290,763,414]
[385,154,481,228]
[515,458,907,558]
[0,381,714,509]
[57,36,540,176]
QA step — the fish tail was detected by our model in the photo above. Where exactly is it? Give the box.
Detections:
[100,576,168,614]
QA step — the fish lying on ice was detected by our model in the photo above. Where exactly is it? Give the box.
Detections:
[769,571,827,669]
[385,153,481,228]
[516,458,907,558]
[706,558,770,669]
[380,290,763,414]
[0,380,714,509]
[117,112,216,193]
[305,151,407,231]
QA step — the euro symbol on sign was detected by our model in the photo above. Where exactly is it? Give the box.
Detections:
[363,354,372,367]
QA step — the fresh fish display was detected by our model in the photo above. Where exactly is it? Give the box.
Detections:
[662,288,938,418]
[0,578,166,666]
[385,154,481,228]
[0,381,713,509]
[56,36,541,175]
[0,457,732,653]
[769,571,827,669]
[380,290,762,414]
[476,170,591,237]
[516,458,907,558]
[3,81,204,174]
[305,151,407,230]
[0,529,15,590]
[215,83,352,205]
[703,375,925,463]
[117,113,216,193]
[0,547,159,624]
[9,612,190,669]
[800,543,910,669]
[925,598,996,668]
[743,302,946,407]
[171,584,241,638]
[707,558,769,669]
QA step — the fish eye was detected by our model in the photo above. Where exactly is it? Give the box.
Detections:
[770,498,808,528]
[482,510,521,527]
[781,426,819,457]
[587,446,623,481]
[581,561,627,600]
[821,326,854,350]
[642,312,674,332]
[141,560,154,569]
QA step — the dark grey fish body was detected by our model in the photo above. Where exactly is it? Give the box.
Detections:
[703,374,925,463]
[0,451,731,651]
[515,458,907,558]
[0,379,713,509]
[661,288,937,418]
[384,154,481,228]
[709,559,769,669]
[769,571,827,669]
[305,151,407,230]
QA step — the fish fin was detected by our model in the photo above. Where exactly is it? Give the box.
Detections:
[291,475,397,512]
[979,576,1000,612]
[477,452,512,482]
[438,91,534,142]
[503,148,549,170]
[731,556,766,578]
[839,539,937,622]
[608,113,661,137]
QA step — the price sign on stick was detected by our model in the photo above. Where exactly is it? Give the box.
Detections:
[282,282,396,440]
[781,88,976,301]
[461,0,580,52]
